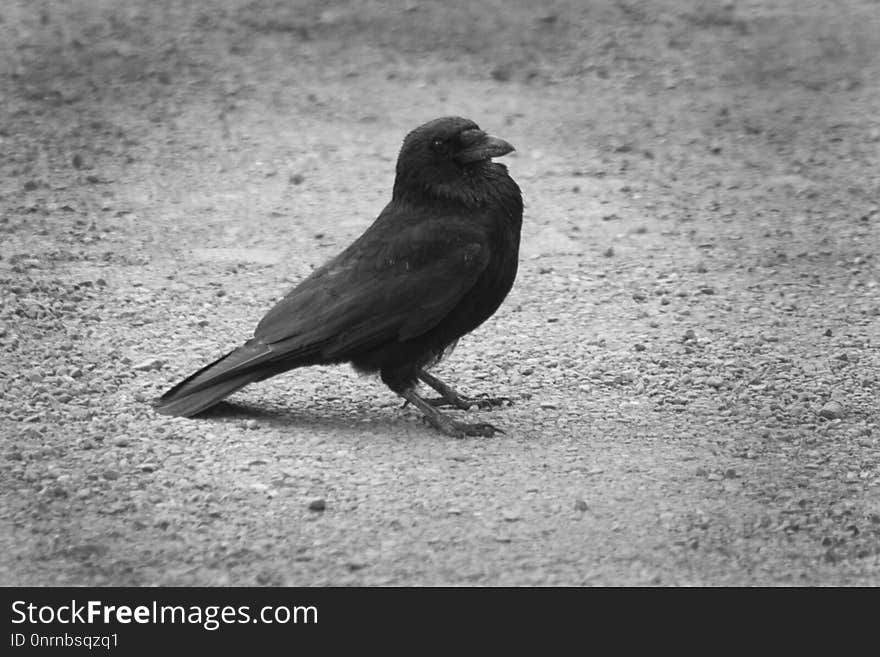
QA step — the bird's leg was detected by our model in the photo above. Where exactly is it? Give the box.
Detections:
[399,388,503,438]
[418,370,511,410]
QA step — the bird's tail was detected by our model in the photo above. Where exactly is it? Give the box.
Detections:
[152,341,275,417]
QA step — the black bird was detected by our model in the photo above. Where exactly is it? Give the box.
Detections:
[154,116,523,437]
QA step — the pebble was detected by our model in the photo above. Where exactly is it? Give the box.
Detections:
[308,498,326,512]
[574,499,589,512]
[132,358,164,372]
[818,401,845,420]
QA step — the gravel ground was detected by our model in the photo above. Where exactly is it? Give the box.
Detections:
[1,0,878,585]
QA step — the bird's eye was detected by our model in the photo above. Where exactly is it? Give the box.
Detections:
[431,138,447,153]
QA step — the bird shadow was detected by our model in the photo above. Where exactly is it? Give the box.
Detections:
[191,399,414,436]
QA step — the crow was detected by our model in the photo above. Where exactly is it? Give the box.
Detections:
[154,116,523,438]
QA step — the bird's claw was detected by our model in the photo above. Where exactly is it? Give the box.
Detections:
[417,414,503,438]
[451,421,504,438]
[427,394,512,411]
[468,394,512,410]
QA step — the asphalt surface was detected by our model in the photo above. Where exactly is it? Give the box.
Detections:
[1,0,878,585]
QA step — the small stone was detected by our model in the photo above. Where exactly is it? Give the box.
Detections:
[574,499,589,512]
[603,247,614,257]
[132,358,164,371]
[103,469,120,480]
[706,376,723,388]
[308,498,326,512]
[490,63,513,82]
[634,343,647,352]
[818,401,845,420]
[139,463,158,473]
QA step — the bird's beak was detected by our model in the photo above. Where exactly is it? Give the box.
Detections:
[454,129,515,164]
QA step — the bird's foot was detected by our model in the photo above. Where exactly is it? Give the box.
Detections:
[424,415,504,439]
[452,420,504,438]
[417,370,511,411]
[402,389,504,438]
[426,393,512,411]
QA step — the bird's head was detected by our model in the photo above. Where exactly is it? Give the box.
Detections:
[393,117,516,203]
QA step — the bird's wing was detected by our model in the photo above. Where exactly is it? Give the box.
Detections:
[253,213,491,361]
